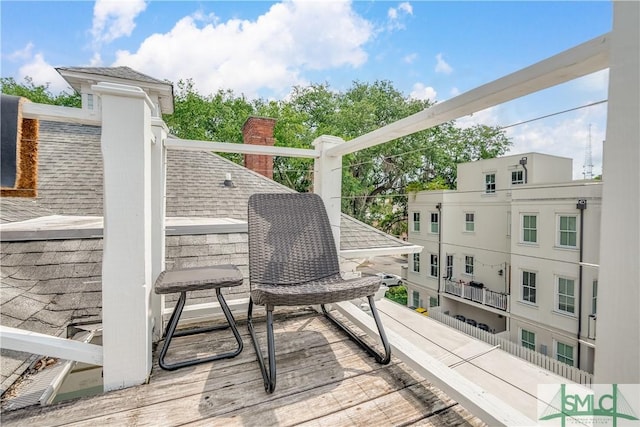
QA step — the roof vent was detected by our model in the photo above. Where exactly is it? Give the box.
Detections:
[223,173,235,188]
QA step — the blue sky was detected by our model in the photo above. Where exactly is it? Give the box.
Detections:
[1,1,612,178]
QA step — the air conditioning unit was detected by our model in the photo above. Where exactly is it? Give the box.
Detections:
[539,344,548,356]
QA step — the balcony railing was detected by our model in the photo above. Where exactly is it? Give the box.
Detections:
[444,280,509,311]
[2,5,638,420]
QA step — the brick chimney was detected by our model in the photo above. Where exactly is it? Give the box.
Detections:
[242,116,276,179]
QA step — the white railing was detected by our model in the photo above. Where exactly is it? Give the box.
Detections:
[5,0,639,405]
[444,280,508,311]
[429,308,594,385]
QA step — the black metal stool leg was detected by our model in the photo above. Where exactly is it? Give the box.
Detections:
[247,299,276,393]
[158,289,243,371]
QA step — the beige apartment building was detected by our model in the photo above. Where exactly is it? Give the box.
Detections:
[406,152,601,373]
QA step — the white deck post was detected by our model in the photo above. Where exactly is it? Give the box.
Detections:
[150,118,168,342]
[93,82,155,391]
[594,1,640,384]
[312,136,344,253]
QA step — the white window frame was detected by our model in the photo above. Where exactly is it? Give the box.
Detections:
[557,214,577,248]
[412,211,421,233]
[430,212,439,234]
[412,290,421,308]
[485,173,496,194]
[555,340,575,367]
[520,328,535,350]
[521,214,538,244]
[557,276,576,315]
[522,270,537,304]
[445,254,454,280]
[412,253,420,273]
[430,254,438,278]
[511,170,524,185]
[464,255,474,276]
[465,212,475,232]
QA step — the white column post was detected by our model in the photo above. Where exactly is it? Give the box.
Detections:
[150,118,168,342]
[594,1,640,384]
[312,136,344,253]
[93,82,155,391]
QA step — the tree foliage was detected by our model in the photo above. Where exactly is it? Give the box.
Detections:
[2,74,511,235]
[385,285,408,305]
[0,77,80,107]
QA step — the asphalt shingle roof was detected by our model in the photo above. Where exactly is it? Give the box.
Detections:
[56,66,169,86]
[0,120,412,395]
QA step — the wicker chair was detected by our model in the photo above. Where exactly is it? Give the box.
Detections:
[247,193,391,393]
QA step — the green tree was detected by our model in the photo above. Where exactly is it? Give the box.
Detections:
[163,79,256,163]
[0,76,80,107]
[161,79,511,235]
[385,285,408,305]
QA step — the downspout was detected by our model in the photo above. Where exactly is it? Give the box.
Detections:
[436,202,442,306]
[576,199,587,369]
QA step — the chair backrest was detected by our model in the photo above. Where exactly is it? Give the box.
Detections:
[248,193,340,285]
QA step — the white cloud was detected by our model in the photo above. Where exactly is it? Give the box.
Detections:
[8,43,35,62]
[113,0,373,98]
[450,87,460,97]
[403,53,417,64]
[506,109,607,179]
[409,82,436,101]
[91,0,147,45]
[435,53,453,74]
[17,53,71,93]
[387,2,412,31]
[455,103,607,179]
[575,69,609,93]
[398,2,413,15]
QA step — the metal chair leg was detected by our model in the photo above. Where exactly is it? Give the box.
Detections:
[158,289,243,371]
[322,295,391,365]
[247,298,276,393]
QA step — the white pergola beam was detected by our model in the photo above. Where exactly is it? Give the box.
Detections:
[327,32,610,157]
[165,138,318,158]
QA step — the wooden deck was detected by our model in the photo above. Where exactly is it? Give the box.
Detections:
[1,308,486,426]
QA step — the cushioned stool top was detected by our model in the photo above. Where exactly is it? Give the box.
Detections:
[155,265,243,294]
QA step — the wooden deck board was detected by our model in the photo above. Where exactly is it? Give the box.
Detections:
[1,310,486,427]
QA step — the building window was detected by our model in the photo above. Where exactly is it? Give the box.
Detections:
[485,173,496,193]
[87,93,94,110]
[412,212,420,232]
[558,277,575,314]
[521,329,535,350]
[430,254,438,277]
[445,255,453,279]
[412,253,420,273]
[464,256,474,275]
[522,215,537,243]
[430,212,439,234]
[512,170,524,185]
[465,213,475,232]
[556,342,574,366]
[592,280,598,314]
[412,290,420,308]
[559,215,577,247]
[429,296,438,307]
[522,271,536,304]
